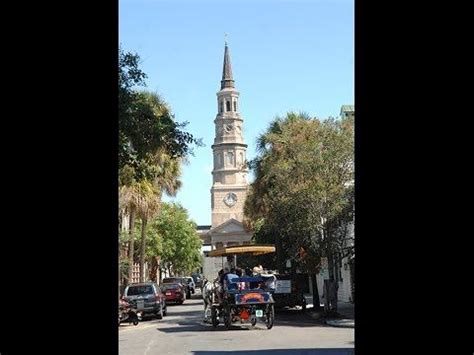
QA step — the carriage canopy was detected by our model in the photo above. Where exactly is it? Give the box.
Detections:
[208,244,276,257]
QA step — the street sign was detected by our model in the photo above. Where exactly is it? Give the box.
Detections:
[275,280,291,294]
[320,268,330,280]
[320,257,329,280]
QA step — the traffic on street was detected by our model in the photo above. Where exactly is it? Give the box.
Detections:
[119,289,354,355]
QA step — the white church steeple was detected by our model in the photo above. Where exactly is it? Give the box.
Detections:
[210,41,249,229]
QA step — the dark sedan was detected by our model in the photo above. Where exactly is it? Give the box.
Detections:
[162,277,192,298]
[161,283,186,305]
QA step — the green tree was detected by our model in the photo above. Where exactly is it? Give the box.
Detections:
[118,48,201,286]
[119,176,143,284]
[133,92,185,282]
[119,49,201,180]
[244,112,354,310]
[151,203,202,277]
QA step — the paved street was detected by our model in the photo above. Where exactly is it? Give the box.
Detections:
[119,290,354,355]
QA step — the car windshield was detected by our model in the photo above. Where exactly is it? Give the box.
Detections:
[162,284,180,290]
[127,285,154,296]
[187,278,193,283]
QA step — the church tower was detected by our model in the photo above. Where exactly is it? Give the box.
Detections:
[210,42,249,229]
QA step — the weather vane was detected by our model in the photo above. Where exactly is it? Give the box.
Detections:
[224,32,228,45]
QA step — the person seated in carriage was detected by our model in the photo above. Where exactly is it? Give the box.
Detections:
[215,267,238,303]
[234,267,248,290]
[249,265,264,289]
[223,268,239,291]
[260,270,277,292]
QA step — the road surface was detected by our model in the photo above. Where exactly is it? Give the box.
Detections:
[119,290,354,355]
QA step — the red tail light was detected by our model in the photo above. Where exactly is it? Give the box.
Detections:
[240,309,249,320]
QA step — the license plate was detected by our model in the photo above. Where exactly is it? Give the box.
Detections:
[137,300,144,309]
[166,292,171,296]
[256,310,263,317]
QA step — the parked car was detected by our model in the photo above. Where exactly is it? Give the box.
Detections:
[191,273,202,288]
[123,282,167,319]
[185,276,196,294]
[161,283,186,305]
[162,277,192,298]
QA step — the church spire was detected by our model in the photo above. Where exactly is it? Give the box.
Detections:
[221,40,235,89]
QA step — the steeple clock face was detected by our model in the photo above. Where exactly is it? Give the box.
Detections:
[224,123,234,134]
[223,192,237,207]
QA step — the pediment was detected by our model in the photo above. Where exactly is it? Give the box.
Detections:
[211,218,246,234]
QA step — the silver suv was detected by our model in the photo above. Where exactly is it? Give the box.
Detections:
[123,283,167,319]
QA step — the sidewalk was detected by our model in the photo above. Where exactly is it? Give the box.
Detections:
[304,294,355,328]
[336,301,354,320]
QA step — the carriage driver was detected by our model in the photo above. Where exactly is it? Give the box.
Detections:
[215,268,228,303]
[224,268,239,291]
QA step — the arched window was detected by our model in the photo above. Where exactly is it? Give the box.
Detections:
[226,101,231,112]
[226,152,234,166]
[233,101,237,112]
[220,100,223,113]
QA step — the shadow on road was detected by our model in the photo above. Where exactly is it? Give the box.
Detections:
[142,308,334,330]
[157,324,259,333]
[191,349,354,355]
[166,302,200,307]
[138,298,339,330]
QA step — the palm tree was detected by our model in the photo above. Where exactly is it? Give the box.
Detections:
[119,178,143,284]
[120,90,190,283]
[135,180,160,283]
[143,150,183,282]
[133,91,184,283]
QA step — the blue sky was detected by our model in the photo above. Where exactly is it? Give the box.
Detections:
[119,0,354,226]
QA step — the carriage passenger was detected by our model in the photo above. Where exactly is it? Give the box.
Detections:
[261,270,277,292]
[250,266,263,289]
[224,268,239,291]
[235,268,247,290]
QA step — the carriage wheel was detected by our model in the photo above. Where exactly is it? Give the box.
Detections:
[211,306,219,328]
[265,304,274,329]
[250,306,257,326]
[223,304,232,330]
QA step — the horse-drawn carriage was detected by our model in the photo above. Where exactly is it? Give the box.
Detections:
[204,245,276,330]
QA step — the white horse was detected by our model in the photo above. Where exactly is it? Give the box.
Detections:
[202,278,217,323]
